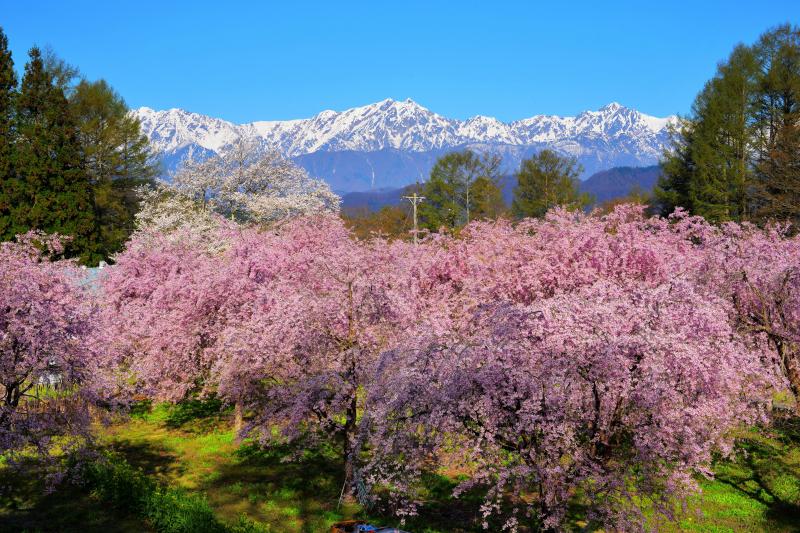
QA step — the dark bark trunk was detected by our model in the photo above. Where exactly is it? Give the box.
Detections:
[233,401,243,435]
[341,393,359,500]
[342,436,355,500]
[537,496,559,533]
[779,342,800,414]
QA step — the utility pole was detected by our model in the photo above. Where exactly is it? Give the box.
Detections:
[403,192,425,245]
[465,186,470,225]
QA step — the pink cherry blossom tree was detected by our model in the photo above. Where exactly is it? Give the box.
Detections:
[369,279,770,530]
[212,216,429,498]
[362,206,776,530]
[696,220,800,410]
[98,223,240,403]
[96,203,794,529]
[0,233,101,461]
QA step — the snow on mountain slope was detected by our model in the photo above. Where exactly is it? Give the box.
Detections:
[133,99,678,191]
[135,99,676,157]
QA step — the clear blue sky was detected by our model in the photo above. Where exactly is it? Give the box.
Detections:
[3,1,799,123]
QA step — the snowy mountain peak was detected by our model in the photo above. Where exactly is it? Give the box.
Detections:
[134,99,676,158]
[599,102,623,112]
[133,99,678,191]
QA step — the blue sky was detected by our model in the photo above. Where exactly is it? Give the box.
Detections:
[3,1,798,123]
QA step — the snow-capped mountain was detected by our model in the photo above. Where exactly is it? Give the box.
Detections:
[134,99,677,192]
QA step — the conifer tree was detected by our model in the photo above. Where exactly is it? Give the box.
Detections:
[657,46,758,222]
[0,27,19,240]
[469,174,505,220]
[752,25,800,223]
[753,112,800,224]
[654,119,694,215]
[686,81,740,222]
[70,79,157,257]
[658,25,799,223]
[511,149,590,219]
[14,47,99,263]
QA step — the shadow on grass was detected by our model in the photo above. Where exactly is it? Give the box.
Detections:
[165,397,227,430]
[713,415,800,530]
[0,457,149,533]
[131,396,230,433]
[104,439,183,482]
[200,441,350,532]
[203,440,528,533]
[114,401,539,531]
[375,472,512,533]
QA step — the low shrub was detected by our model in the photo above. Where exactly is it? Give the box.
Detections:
[76,451,267,533]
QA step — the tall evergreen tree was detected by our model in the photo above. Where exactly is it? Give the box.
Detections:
[657,24,799,224]
[70,79,157,257]
[654,119,695,215]
[511,149,590,219]
[656,46,759,222]
[14,47,99,263]
[0,27,19,240]
[753,119,800,223]
[469,174,505,221]
[685,79,741,222]
[419,150,504,230]
[752,25,800,223]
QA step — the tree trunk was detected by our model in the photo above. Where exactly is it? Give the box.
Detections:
[342,434,356,500]
[781,345,800,415]
[340,393,359,501]
[233,401,243,434]
[537,496,559,533]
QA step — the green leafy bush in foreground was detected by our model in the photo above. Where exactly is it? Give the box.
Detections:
[76,452,269,533]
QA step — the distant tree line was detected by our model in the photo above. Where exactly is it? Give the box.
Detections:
[0,27,157,265]
[343,148,591,238]
[656,24,800,224]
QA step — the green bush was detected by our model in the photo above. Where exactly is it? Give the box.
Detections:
[77,452,264,533]
[82,456,155,509]
[143,487,223,533]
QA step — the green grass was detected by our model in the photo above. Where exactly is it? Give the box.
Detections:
[3,399,800,532]
[105,400,352,530]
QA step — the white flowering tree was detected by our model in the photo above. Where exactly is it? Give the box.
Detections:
[169,139,340,224]
[134,184,224,248]
[135,139,340,246]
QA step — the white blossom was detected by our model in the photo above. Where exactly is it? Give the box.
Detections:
[169,138,339,224]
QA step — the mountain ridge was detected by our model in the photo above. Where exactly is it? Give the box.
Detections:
[133,99,677,192]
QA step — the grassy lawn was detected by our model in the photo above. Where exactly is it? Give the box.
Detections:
[98,401,363,532]
[2,401,800,532]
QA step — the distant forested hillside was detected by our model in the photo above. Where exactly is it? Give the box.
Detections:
[578,165,661,204]
[341,165,661,212]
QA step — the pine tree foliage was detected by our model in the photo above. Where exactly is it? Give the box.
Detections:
[753,120,800,221]
[70,79,157,257]
[752,26,800,223]
[0,27,18,241]
[12,47,99,263]
[0,35,156,264]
